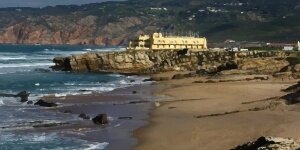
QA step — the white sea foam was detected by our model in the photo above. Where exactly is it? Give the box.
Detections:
[82,47,125,52]
[0,63,54,68]
[42,50,86,55]
[32,134,47,142]
[114,123,121,127]
[52,91,93,98]
[84,142,109,150]
[0,99,4,106]
[108,74,124,77]
[0,56,27,60]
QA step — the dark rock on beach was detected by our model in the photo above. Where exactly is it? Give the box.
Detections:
[118,117,133,120]
[232,136,300,150]
[17,91,30,102]
[143,78,154,82]
[27,101,33,105]
[282,82,300,93]
[92,114,109,125]
[34,100,58,107]
[78,113,90,120]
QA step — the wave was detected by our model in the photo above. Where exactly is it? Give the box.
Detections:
[0,63,54,68]
[0,56,27,60]
[41,49,86,55]
[83,47,125,52]
[0,99,4,106]
[84,142,109,150]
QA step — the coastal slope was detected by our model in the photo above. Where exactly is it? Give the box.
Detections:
[1,0,300,45]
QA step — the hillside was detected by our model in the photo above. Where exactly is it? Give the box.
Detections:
[0,0,299,46]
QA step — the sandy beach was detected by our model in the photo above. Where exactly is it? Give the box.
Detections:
[134,74,300,150]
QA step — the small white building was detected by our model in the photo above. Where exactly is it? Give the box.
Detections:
[283,46,294,51]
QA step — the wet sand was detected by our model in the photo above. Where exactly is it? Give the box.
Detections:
[134,75,300,150]
[39,84,161,150]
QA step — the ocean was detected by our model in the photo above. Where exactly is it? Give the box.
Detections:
[0,45,153,150]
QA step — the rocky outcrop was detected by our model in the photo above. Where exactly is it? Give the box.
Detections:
[34,100,58,107]
[52,50,300,77]
[92,114,109,125]
[238,58,289,74]
[0,91,30,102]
[232,136,300,150]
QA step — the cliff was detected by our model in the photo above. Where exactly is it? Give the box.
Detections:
[52,50,300,78]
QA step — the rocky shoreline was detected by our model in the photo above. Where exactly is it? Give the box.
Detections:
[52,50,300,79]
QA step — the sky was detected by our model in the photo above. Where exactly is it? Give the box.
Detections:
[0,0,124,8]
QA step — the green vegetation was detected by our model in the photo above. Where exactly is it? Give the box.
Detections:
[0,0,299,43]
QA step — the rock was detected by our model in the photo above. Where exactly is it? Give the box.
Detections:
[132,91,137,94]
[17,91,30,102]
[34,100,58,107]
[78,113,90,120]
[130,80,135,83]
[92,114,109,125]
[253,76,269,80]
[129,100,149,104]
[52,50,294,75]
[282,82,300,92]
[232,136,300,150]
[118,117,133,120]
[281,92,300,105]
[143,78,154,82]
[293,63,300,72]
[27,101,33,105]
[238,58,289,74]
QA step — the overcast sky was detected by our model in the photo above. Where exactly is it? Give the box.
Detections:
[0,0,124,8]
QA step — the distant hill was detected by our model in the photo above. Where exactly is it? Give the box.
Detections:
[0,0,299,46]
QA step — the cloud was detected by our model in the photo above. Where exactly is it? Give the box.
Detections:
[0,0,125,8]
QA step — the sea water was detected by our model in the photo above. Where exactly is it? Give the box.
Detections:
[0,44,146,150]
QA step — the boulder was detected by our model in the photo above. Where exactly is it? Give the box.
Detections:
[34,100,58,107]
[78,113,90,120]
[27,101,33,105]
[232,136,300,150]
[92,114,109,125]
[118,117,133,120]
[17,91,30,102]
[282,82,300,92]
[143,78,154,82]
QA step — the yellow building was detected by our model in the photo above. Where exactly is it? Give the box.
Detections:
[127,33,207,50]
